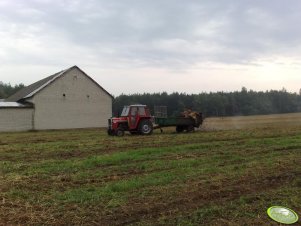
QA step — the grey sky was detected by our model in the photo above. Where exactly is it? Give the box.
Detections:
[1,0,301,95]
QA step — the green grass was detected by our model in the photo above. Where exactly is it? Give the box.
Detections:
[1,127,301,225]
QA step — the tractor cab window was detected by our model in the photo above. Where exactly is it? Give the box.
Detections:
[121,106,130,116]
[129,107,138,126]
[138,106,146,116]
[130,107,138,116]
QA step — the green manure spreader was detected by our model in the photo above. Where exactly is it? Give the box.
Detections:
[154,113,203,133]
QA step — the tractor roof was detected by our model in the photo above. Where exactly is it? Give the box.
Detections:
[129,104,147,107]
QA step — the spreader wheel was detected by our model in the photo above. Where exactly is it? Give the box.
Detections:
[176,125,184,133]
[186,125,195,132]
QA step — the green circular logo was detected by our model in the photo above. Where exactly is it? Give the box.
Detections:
[267,206,299,224]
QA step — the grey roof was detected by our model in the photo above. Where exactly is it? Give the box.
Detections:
[6,65,113,102]
[0,102,32,108]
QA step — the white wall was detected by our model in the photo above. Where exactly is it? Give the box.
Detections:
[0,108,33,132]
[32,68,112,130]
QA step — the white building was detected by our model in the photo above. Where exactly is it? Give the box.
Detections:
[0,66,113,132]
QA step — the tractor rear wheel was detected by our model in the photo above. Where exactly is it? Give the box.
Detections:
[139,120,153,135]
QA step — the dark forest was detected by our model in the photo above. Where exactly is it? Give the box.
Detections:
[113,87,301,117]
[2,82,301,117]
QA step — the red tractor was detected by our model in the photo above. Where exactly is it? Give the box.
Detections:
[107,105,153,136]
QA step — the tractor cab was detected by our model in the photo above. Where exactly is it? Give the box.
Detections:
[108,105,153,136]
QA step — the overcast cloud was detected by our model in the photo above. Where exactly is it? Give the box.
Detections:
[1,0,301,95]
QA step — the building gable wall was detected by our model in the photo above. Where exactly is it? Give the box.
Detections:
[31,67,112,130]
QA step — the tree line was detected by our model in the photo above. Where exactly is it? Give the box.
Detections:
[0,82,24,99]
[1,82,301,117]
[113,87,301,117]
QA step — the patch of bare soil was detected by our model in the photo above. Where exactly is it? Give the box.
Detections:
[99,172,300,225]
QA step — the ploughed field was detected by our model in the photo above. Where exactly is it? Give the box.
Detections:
[202,112,301,130]
[1,115,301,225]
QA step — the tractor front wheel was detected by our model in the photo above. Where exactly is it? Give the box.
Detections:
[107,129,114,136]
[115,127,125,137]
[139,120,153,135]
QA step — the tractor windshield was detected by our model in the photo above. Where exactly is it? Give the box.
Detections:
[121,106,130,116]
